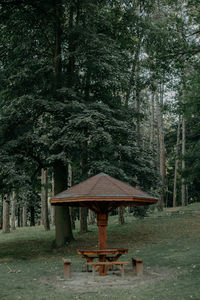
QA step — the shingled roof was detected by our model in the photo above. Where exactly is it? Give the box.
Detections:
[51,173,157,212]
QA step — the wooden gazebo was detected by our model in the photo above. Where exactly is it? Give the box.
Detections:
[51,173,157,250]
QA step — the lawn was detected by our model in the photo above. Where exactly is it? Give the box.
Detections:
[0,203,200,300]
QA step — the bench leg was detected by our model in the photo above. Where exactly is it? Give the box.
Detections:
[116,264,125,278]
[136,262,143,276]
[132,259,143,276]
[64,263,71,279]
[121,265,124,278]
[92,265,99,278]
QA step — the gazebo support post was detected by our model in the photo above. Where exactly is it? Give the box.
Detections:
[97,213,108,275]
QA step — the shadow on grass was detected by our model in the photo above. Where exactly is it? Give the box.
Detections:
[0,238,54,261]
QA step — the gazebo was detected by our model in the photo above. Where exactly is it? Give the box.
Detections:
[51,173,157,275]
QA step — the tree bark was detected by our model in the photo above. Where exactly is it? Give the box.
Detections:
[20,206,23,227]
[0,200,3,229]
[52,1,73,246]
[135,64,141,147]
[51,174,55,225]
[54,162,73,247]
[68,163,75,230]
[30,206,35,226]
[11,192,16,230]
[22,204,27,227]
[41,168,50,231]
[79,126,88,233]
[79,207,88,233]
[17,204,21,227]
[88,209,95,225]
[3,195,10,233]
[181,116,186,206]
[79,140,88,233]
[150,91,155,152]
[156,89,166,210]
[173,117,181,207]
[118,207,125,225]
[51,206,55,226]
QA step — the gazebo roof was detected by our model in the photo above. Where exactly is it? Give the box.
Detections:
[51,173,157,212]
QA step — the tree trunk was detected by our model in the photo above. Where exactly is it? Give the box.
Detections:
[20,207,23,227]
[150,91,155,152]
[50,173,55,225]
[181,116,186,206]
[79,129,88,233]
[68,163,75,230]
[52,1,73,247]
[30,206,35,226]
[156,89,166,210]
[54,162,73,247]
[17,205,21,227]
[173,117,181,207]
[22,204,27,227]
[79,139,88,233]
[11,192,16,230]
[0,200,3,229]
[125,27,141,107]
[3,195,10,233]
[51,206,55,226]
[69,207,75,230]
[79,207,88,233]
[135,68,141,147]
[118,207,125,225]
[41,168,50,231]
[134,45,141,147]
[88,209,95,225]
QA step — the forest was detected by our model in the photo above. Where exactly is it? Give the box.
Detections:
[0,0,200,244]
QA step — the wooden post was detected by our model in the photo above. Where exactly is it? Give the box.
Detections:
[97,213,108,276]
[132,258,143,276]
[63,258,71,279]
[97,213,108,250]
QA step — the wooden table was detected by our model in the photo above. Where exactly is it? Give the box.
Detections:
[77,248,128,276]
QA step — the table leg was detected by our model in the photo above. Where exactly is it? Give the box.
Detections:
[105,254,122,272]
[82,255,94,272]
[99,255,106,275]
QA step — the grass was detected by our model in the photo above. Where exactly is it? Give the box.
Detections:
[0,203,200,300]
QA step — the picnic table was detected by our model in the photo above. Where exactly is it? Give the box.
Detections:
[78,248,128,276]
[51,173,157,276]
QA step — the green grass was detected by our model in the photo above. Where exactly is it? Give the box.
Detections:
[0,203,200,300]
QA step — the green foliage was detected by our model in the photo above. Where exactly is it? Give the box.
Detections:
[0,0,160,204]
[131,205,149,218]
[0,0,200,210]
[182,62,200,201]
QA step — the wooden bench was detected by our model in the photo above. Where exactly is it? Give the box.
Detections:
[86,256,115,272]
[132,258,143,276]
[63,258,71,279]
[87,261,130,278]
[83,256,99,272]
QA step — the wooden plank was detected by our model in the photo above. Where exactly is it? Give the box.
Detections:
[78,248,128,255]
[87,261,130,277]
[87,261,130,265]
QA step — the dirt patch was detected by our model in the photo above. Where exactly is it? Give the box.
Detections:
[41,267,180,294]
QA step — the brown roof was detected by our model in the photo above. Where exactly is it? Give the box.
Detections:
[51,173,157,212]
